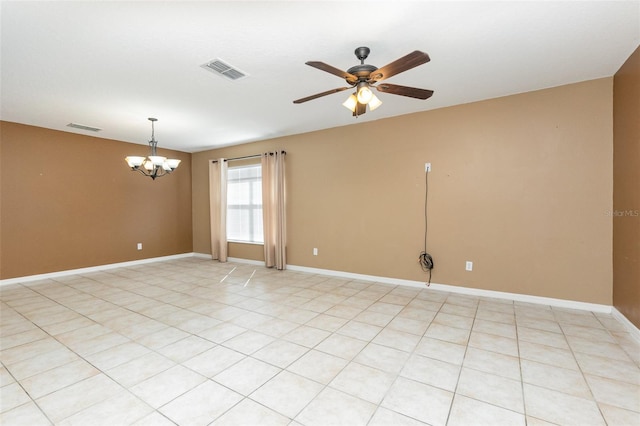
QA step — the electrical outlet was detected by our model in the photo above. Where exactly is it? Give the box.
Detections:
[465,261,473,271]
[313,248,318,256]
[137,243,142,250]
[425,162,431,172]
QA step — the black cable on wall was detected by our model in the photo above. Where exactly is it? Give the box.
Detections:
[419,168,434,285]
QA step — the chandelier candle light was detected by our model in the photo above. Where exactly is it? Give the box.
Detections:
[125,118,181,180]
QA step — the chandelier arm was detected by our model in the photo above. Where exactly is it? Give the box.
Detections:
[134,167,152,177]
[131,165,173,179]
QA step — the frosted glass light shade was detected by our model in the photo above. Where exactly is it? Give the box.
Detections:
[356,85,373,104]
[165,159,181,169]
[342,94,357,112]
[125,156,146,167]
[148,156,166,166]
[143,160,154,171]
[368,94,382,111]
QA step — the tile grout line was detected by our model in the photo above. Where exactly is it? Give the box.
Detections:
[2,259,638,425]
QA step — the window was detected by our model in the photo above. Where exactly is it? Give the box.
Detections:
[226,164,263,243]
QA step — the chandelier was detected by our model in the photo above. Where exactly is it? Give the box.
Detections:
[125,118,181,180]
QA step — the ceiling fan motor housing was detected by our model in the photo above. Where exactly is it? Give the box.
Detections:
[348,46,377,82]
[347,64,378,81]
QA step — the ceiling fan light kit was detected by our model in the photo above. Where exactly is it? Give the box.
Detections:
[294,46,433,116]
[125,118,181,180]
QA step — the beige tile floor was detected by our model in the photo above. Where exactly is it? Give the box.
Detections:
[1,257,639,425]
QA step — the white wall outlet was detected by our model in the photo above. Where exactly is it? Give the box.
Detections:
[313,248,318,256]
[137,243,142,250]
[425,162,431,172]
[465,261,473,271]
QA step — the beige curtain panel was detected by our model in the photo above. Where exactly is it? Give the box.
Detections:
[262,151,287,270]
[209,159,228,262]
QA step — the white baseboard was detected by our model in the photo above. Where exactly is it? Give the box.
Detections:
[0,253,196,286]
[194,254,264,267]
[192,252,213,260]
[227,257,264,266]
[0,255,616,317]
[612,307,640,344]
[287,264,612,314]
[287,264,430,289]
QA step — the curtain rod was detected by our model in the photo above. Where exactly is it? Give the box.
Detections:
[211,150,286,164]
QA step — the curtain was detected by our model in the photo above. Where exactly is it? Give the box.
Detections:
[209,159,228,262]
[262,151,287,270]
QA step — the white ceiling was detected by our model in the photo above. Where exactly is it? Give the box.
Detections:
[1,1,638,153]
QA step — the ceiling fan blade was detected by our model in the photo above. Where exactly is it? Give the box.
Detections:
[293,87,350,104]
[369,51,430,82]
[375,83,434,100]
[306,61,358,83]
[353,101,367,117]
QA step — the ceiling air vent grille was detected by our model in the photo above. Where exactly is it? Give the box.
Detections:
[201,59,248,81]
[67,123,102,132]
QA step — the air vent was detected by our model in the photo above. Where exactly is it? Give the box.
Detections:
[200,58,248,81]
[67,123,102,132]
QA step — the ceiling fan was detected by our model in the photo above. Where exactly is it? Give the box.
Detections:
[293,46,433,116]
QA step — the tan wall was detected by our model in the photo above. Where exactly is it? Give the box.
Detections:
[0,122,193,279]
[193,78,613,305]
[613,46,640,327]
[229,242,265,262]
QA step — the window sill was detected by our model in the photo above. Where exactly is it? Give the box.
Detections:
[227,240,264,246]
